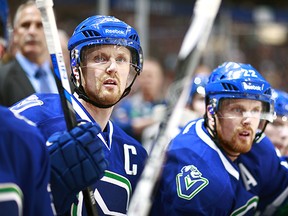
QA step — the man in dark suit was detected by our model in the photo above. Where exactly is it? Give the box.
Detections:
[0,1,58,106]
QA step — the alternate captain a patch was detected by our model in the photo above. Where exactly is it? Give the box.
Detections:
[176,165,209,200]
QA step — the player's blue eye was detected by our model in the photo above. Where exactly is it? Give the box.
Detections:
[116,57,126,63]
[232,108,242,114]
[94,56,108,64]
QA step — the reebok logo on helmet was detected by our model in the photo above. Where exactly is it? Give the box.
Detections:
[105,28,125,35]
[242,82,262,91]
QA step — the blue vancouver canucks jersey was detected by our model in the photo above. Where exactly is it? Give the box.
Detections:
[0,106,54,216]
[151,119,288,216]
[10,93,148,216]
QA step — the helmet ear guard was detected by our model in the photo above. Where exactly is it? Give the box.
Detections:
[70,48,82,88]
[204,98,217,135]
[70,66,81,87]
[204,101,217,140]
[208,105,215,116]
[207,98,217,116]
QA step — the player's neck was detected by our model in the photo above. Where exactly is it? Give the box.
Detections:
[220,147,240,162]
[80,99,113,131]
[226,153,239,162]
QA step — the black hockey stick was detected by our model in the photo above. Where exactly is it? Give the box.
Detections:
[127,0,222,215]
[35,0,98,215]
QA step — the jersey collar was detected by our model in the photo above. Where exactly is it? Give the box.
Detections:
[71,93,113,150]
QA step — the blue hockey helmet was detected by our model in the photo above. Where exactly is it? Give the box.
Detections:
[205,62,274,122]
[272,89,288,118]
[187,74,209,105]
[68,15,143,72]
[67,15,143,108]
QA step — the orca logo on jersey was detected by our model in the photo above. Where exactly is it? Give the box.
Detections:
[176,165,209,200]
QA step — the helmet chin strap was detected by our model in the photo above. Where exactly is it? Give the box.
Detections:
[253,120,269,142]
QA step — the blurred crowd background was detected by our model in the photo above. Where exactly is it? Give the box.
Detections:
[6,0,288,91]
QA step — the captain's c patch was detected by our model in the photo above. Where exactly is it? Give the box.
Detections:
[176,165,209,200]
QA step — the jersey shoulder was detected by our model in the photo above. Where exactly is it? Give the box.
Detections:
[10,93,63,118]
[252,134,279,157]
[0,105,41,139]
[10,93,67,139]
[171,119,203,151]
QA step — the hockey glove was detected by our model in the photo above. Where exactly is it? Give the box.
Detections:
[47,122,108,214]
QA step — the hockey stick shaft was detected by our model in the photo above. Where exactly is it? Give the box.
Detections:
[35,0,98,215]
[36,0,76,130]
[127,0,221,215]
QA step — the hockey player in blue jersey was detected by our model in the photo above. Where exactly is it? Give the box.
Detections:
[266,89,288,157]
[10,15,147,215]
[265,89,288,171]
[178,73,209,129]
[150,62,288,215]
[0,105,54,216]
